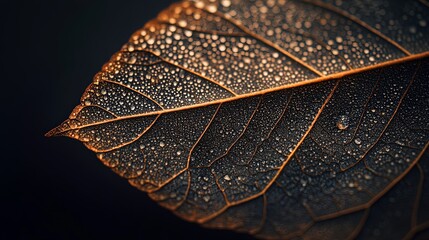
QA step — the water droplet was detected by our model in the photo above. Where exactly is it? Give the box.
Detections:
[354,138,362,145]
[101,89,107,95]
[221,0,231,7]
[147,38,155,45]
[176,151,181,156]
[160,142,165,147]
[128,56,137,64]
[178,20,187,27]
[224,175,231,181]
[194,0,205,9]
[84,100,91,106]
[335,36,343,43]
[203,196,210,202]
[184,30,192,37]
[336,115,350,130]
[300,179,307,187]
[206,4,217,13]
[130,105,135,111]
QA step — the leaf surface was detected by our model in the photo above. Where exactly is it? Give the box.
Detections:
[47,0,429,239]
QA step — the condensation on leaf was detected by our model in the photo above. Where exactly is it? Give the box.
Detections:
[47,0,429,239]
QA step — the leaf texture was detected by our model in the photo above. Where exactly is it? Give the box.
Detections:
[47,0,429,239]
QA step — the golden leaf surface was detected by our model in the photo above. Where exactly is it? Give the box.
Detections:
[47,0,429,239]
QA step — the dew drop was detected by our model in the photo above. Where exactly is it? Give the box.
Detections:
[128,56,137,64]
[160,142,165,147]
[194,0,205,9]
[147,38,155,45]
[178,20,187,27]
[335,36,343,43]
[300,179,307,187]
[336,115,350,130]
[203,196,211,202]
[354,138,362,145]
[219,44,226,52]
[221,0,231,7]
[224,175,231,181]
[177,151,182,156]
[206,4,217,13]
[184,30,192,37]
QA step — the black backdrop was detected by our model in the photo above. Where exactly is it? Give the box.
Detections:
[5,1,253,239]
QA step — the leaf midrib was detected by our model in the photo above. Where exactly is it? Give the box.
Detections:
[58,52,429,132]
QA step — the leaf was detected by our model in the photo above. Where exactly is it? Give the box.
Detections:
[47,0,429,239]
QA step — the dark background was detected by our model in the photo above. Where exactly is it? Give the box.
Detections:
[4,1,253,239]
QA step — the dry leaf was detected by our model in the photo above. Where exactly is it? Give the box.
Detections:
[47,0,429,239]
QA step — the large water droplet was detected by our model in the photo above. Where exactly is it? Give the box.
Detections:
[336,115,350,130]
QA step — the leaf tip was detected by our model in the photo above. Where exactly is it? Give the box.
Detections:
[45,120,73,137]
[45,127,60,137]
